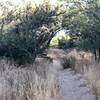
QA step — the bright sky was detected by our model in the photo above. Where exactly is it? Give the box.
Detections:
[0,0,58,6]
[0,0,59,17]
[0,0,59,13]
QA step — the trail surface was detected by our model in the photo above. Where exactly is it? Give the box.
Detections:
[57,68,95,100]
[49,48,95,100]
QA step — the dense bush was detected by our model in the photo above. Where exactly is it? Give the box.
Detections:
[58,37,75,49]
[58,37,67,49]
[61,56,76,69]
[0,4,61,65]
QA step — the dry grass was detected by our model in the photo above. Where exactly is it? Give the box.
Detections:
[65,49,100,100]
[0,58,60,100]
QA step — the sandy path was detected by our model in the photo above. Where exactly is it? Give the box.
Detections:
[49,49,95,100]
[52,60,95,100]
[57,68,95,100]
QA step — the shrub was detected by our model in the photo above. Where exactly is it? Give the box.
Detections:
[61,56,76,69]
[0,4,60,65]
[58,37,75,49]
[58,37,67,49]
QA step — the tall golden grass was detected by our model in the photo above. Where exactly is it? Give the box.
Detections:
[0,58,60,100]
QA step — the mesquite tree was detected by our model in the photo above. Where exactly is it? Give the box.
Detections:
[0,3,63,64]
[62,0,100,60]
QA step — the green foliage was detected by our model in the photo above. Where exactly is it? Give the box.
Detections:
[62,0,100,59]
[0,4,62,65]
[58,37,67,49]
[77,39,93,51]
[58,37,75,49]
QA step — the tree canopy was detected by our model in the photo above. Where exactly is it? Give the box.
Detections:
[62,0,100,60]
[0,1,63,64]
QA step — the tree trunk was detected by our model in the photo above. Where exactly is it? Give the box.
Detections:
[98,48,100,60]
[94,49,97,61]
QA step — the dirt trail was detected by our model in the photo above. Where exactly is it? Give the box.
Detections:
[49,49,95,100]
[57,68,95,100]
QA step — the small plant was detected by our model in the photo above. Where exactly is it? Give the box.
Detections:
[58,37,75,49]
[61,56,76,69]
[58,37,67,49]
